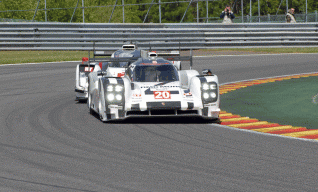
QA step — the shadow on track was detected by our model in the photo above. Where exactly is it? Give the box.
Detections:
[113,117,221,124]
[90,112,220,124]
[76,100,220,124]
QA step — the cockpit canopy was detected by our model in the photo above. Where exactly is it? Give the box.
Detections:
[131,65,179,82]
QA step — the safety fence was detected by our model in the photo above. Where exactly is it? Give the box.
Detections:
[0,22,317,51]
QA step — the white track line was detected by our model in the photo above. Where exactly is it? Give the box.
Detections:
[194,52,318,58]
[1,52,318,66]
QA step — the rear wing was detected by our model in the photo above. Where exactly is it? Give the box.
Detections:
[148,50,193,69]
[92,44,137,57]
[82,57,139,67]
[93,51,113,57]
[141,50,180,58]
[163,56,193,69]
[140,49,193,69]
[155,51,180,57]
[90,57,138,63]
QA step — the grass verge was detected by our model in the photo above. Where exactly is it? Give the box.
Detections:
[201,47,318,54]
[221,76,318,129]
[0,51,92,65]
[0,48,317,65]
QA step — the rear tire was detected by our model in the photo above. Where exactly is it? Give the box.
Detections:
[78,98,87,103]
[89,106,94,115]
[88,94,94,115]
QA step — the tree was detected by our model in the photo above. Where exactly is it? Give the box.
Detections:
[0,0,35,21]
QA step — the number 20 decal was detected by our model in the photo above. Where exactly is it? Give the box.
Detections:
[154,91,171,99]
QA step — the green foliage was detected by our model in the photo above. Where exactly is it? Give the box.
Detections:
[0,0,316,23]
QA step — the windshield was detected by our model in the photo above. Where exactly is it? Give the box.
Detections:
[133,65,179,82]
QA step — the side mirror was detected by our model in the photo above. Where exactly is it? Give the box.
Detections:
[82,57,89,64]
[202,69,213,76]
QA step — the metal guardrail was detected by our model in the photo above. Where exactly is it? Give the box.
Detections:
[0,22,317,50]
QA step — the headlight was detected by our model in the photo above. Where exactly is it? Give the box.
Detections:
[203,93,209,99]
[115,85,123,92]
[202,83,209,91]
[115,94,122,101]
[210,92,217,98]
[107,85,113,92]
[210,84,217,90]
[107,93,114,101]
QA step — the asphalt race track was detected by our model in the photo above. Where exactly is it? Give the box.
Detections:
[1,53,318,192]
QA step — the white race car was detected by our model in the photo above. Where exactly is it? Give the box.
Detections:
[87,52,220,121]
[75,44,141,102]
[75,56,97,101]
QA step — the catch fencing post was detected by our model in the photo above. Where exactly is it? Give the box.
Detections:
[82,0,84,23]
[70,0,80,23]
[122,0,125,23]
[305,0,307,22]
[206,0,208,23]
[197,1,199,23]
[258,0,260,23]
[109,0,118,23]
[241,0,243,23]
[45,0,47,22]
[32,0,41,22]
[249,0,252,23]
[143,0,154,23]
[159,0,161,23]
[180,0,193,23]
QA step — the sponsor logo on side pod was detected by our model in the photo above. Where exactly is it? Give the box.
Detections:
[84,67,94,72]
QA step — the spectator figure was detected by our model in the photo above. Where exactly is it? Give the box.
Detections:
[286,8,296,23]
[220,5,235,24]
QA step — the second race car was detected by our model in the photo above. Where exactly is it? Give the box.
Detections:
[75,44,140,101]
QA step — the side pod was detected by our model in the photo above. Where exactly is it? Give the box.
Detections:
[99,77,126,121]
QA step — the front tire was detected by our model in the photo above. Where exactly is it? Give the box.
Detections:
[98,83,107,121]
[88,92,94,115]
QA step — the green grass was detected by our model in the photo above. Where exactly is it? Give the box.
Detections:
[221,76,318,129]
[202,47,318,54]
[0,51,93,65]
[1,48,317,65]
